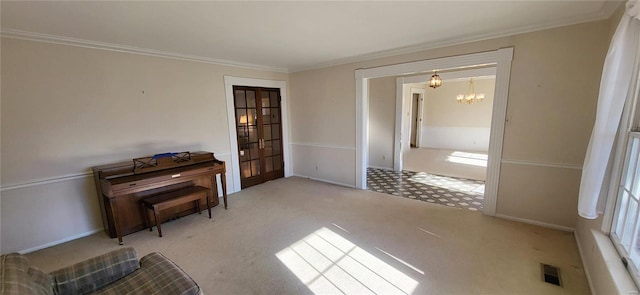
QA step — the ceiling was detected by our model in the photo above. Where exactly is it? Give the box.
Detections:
[0,1,622,73]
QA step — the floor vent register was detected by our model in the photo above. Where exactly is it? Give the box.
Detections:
[541,263,562,287]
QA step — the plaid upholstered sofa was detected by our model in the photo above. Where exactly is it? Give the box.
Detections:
[1,247,201,295]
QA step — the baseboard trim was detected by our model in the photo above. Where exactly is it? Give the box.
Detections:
[18,228,103,255]
[292,174,355,188]
[367,165,394,171]
[495,214,575,232]
[574,231,596,295]
[290,142,356,150]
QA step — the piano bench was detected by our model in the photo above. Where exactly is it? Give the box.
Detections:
[141,185,211,238]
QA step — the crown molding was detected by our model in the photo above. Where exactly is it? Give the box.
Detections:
[290,1,624,73]
[1,1,623,74]
[0,29,290,73]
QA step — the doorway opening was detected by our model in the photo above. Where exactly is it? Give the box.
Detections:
[356,48,514,216]
[224,76,292,194]
[409,88,424,148]
[403,72,495,181]
[367,70,495,211]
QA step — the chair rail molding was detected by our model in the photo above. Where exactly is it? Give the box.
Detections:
[0,172,93,192]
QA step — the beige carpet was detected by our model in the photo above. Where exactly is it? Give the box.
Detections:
[26,177,588,294]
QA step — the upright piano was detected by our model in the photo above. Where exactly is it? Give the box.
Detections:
[93,151,227,244]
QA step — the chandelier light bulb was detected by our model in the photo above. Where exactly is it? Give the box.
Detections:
[457,78,484,104]
[428,70,442,89]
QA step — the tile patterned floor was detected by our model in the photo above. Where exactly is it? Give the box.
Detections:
[367,168,485,211]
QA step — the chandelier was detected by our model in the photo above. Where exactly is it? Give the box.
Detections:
[428,70,442,88]
[456,78,484,104]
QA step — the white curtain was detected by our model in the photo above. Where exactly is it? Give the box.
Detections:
[578,0,640,219]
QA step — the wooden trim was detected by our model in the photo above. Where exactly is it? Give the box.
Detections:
[483,47,513,216]
[0,171,93,192]
[18,228,103,254]
[291,174,355,189]
[394,78,404,172]
[290,142,355,150]
[355,77,369,189]
[495,214,574,232]
[501,159,582,170]
[1,152,232,192]
[367,165,394,171]
[1,29,288,73]
[573,231,597,295]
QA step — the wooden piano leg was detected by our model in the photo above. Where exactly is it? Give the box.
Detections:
[221,172,228,209]
[205,191,211,219]
[110,198,123,245]
[211,175,218,208]
[153,206,163,238]
[142,205,152,232]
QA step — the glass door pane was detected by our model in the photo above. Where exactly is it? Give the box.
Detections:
[234,87,262,184]
[262,90,283,174]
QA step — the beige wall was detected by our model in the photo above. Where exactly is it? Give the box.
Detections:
[424,78,494,128]
[290,19,610,230]
[289,63,357,185]
[1,38,288,253]
[493,15,608,228]
[573,4,640,294]
[368,77,396,169]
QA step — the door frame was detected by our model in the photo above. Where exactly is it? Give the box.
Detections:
[357,48,513,216]
[224,76,291,193]
[393,87,424,171]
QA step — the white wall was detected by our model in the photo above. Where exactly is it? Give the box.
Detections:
[368,77,396,169]
[0,38,288,253]
[421,127,490,152]
[421,78,494,152]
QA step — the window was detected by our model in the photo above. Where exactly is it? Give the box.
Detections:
[612,132,640,285]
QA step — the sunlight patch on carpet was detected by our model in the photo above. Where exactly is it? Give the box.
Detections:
[446,151,488,167]
[408,172,485,196]
[276,227,418,294]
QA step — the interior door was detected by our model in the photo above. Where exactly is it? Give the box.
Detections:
[233,86,284,189]
[410,93,419,147]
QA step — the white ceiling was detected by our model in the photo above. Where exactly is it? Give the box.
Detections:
[0,1,622,73]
